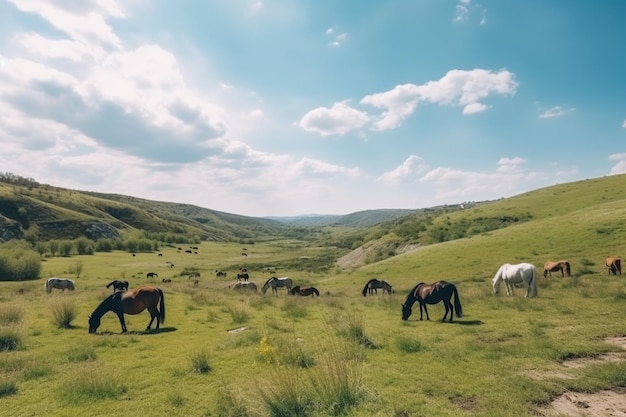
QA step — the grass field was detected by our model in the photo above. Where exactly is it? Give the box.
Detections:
[2,176,626,416]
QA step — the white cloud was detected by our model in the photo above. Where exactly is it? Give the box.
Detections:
[326,29,347,47]
[298,101,370,136]
[378,155,428,184]
[539,106,575,119]
[361,68,517,131]
[622,119,626,128]
[609,153,626,175]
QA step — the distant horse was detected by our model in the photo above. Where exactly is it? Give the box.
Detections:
[606,257,622,275]
[45,277,75,293]
[401,281,463,322]
[216,270,227,278]
[88,286,165,333]
[162,278,172,283]
[237,272,249,281]
[298,287,320,297]
[492,263,538,297]
[106,280,129,293]
[362,278,393,296]
[230,281,258,292]
[543,260,571,278]
[262,277,293,294]
[147,272,158,279]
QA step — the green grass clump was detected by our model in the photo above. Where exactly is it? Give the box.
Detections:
[0,381,18,398]
[67,346,97,362]
[395,336,422,353]
[224,302,250,324]
[62,367,128,404]
[190,350,212,374]
[0,304,24,325]
[49,297,77,328]
[0,328,22,351]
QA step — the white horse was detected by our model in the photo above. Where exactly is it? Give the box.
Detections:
[492,263,538,298]
[261,277,293,294]
[45,277,76,293]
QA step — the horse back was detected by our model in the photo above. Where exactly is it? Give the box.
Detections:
[121,286,161,314]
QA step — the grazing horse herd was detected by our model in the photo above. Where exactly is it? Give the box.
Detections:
[42,253,622,333]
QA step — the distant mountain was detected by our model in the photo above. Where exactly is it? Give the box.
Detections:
[266,209,420,228]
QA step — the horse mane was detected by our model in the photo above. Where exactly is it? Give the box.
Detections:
[262,277,275,288]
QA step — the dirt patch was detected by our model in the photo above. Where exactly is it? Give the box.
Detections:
[336,242,420,269]
[536,337,626,416]
[539,389,626,417]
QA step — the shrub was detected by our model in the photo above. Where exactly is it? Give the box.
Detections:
[49,298,77,328]
[224,302,250,324]
[0,241,41,281]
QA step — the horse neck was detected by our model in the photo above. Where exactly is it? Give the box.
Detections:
[91,295,115,320]
[404,285,420,307]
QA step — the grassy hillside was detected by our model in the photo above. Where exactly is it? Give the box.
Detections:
[1,174,626,416]
[0,179,304,243]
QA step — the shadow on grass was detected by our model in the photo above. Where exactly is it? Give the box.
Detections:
[454,320,483,326]
[91,327,178,336]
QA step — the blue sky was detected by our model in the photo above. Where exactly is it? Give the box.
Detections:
[1,1,625,217]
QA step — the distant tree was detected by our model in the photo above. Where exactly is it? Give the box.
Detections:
[22,225,40,247]
[59,240,73,256]
[0,241,41,281]
[48,240,60,257]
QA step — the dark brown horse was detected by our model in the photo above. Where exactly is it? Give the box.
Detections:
[106,280,129,292]
[88,286,165,333]
[292,287,320,297]
[362,278,393,296]
[606,257,622,275]
[543,260,571,278]
[401,281,463,322]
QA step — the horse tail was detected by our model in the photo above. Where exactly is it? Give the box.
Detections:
[452,284,463,318]
[158,288,165,324]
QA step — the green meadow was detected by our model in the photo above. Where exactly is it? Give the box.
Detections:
[1,175,626,416]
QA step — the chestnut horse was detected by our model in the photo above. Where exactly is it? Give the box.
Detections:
[606,257,622,275]
[401,281,463,322]
[88,286,165,333]
[289,286,320,297]
[543,260,571,278]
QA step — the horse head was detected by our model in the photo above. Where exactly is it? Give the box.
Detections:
[401,303,412,320]
[88,315,100,334]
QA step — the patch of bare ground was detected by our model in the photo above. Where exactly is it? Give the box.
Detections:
[536,336,626,416]
[336,242,420,269]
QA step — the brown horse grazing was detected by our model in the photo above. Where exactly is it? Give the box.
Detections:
[88,286,165,333]
[361,278,393,296]
[606,257,622,275]
[295,287,320,297]
[543,260,571,278]
[402,281,463,322]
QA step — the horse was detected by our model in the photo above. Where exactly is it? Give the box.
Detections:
[45,277,75,293]
[106,280,129,292]
[216,270,227,278]
[543,260,571,278]
[237,272,249,281]
[361,278,393,296]
[401,281,463,322]
[492,263,538,297]
[162,278,172,283]
[146,272,158,279]
[289,285,301,295]
[230,281,258,292]
[88,286,165,333]
[261,277,293,294]
[298,287,320,297]
[606,257,622,275]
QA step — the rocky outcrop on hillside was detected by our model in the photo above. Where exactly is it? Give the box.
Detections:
[336,240,421,269]
[0,216,22,242]
[83,221,121,240]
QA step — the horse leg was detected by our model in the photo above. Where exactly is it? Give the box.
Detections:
[443,300,452,322]
[422,303,430,320]
[115,311,127,333]
[504,281,512,296]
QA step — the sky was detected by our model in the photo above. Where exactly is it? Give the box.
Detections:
[1,1,625,217]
